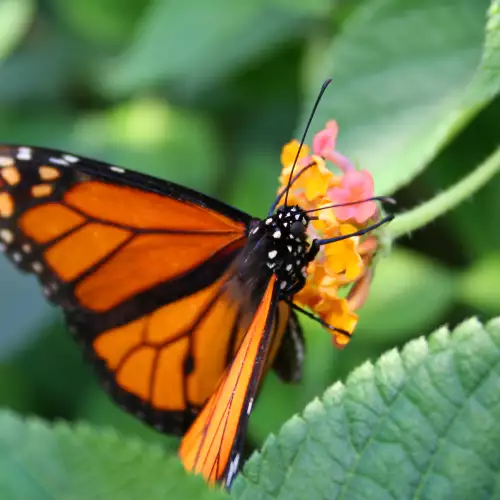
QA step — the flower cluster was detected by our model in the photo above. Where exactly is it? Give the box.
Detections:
[278,120,381,348]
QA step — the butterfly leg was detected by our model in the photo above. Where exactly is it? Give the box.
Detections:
[306,240,320,262]
[284,298,351,338]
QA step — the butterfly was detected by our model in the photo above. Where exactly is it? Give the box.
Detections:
[0,83,393,488]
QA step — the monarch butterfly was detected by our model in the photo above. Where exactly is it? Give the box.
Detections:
[0,81,393,488]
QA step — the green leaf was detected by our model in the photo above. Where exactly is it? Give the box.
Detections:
[301,0,499,195]
[232,318,500,500]
[269,0,332,16]
[462,0,500,111]
[74,98,222,192]
[0,0,34,60]
[50,0,149,46]
[102,0,309,96]
[0,411,227,500]
[0,36,72,104]
[78,387,179,451]
[458,253,500,315]
[355,248,455,343]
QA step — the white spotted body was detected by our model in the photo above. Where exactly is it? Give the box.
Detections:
[243,205,313,296]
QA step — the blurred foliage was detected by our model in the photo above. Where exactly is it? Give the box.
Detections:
[0,0,499,497]
[0,411,226,500]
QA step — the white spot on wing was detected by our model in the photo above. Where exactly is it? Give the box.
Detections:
[63,154,79,163]
[32,262,43,273]
[17,147,32,161]
[227,453,241,486]
[0,156,13,166]
[247,397,254,415]
[287,245,292,252]
[110,166,125,173]
[273,230,281,239]
[49,157,69,166]
[265,218,272,225]
[12,252,22,263]
[280,281,287,290]
[286,264,292,271]
[22,243,31,253]
[0,229,13,243]
[268,250,277,259]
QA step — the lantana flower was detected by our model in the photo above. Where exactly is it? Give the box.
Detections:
[329,171,376,224]
[277,120,384,348]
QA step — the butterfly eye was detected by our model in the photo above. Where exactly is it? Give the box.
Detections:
[290,221,305,238]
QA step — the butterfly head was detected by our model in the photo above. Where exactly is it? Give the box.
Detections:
[248,205,314,294]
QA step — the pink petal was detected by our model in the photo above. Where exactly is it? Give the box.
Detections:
[326,151,355,173]
[312,120,339,157]
[328,170,377,222]
[353,200,377,223]
[334,205,358,221]
[313,129,335,157]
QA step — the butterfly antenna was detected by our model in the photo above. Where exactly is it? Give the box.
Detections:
[316,214,394,246]
[269,160,316,215]
[283,79,332,207]
[303,196,396,214]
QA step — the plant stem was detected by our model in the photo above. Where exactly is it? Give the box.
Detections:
[387,146,500,240]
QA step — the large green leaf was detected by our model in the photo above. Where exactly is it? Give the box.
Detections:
[0,411,227,500]
[0,0,34,60]
[232,317,500,499]
[458,253,500,315]
[463,0,500,110]
[102,0,315,96]
[301,0,500,195]
[73,98,223,192]
[50,0,149,46]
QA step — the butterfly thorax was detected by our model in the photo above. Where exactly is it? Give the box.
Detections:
[231,205,313,305]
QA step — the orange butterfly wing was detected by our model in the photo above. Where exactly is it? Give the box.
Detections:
[0,146,306,485]
[0,145,255,433]
[179,276,279,487]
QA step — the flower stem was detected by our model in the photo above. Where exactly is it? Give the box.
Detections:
[387,146,500,240]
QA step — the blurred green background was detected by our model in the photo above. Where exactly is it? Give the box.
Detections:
[0,0,499,457]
